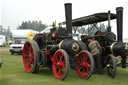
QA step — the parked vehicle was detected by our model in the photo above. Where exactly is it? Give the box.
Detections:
[9,29,38,55]
[0,35,6,46]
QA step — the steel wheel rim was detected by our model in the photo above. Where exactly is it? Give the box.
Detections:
[23,42,34,72]
[53,51,66,79]
[76,51,91,78]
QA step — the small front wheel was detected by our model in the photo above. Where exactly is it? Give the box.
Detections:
[76,50,94,80]
[52,49,69,80]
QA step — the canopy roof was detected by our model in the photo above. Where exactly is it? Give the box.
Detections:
[63,12,116,26]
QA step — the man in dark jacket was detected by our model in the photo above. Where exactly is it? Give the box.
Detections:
[88,38,103,74]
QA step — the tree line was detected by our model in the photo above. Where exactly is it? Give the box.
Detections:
[17,20,48,32]
[0,25,11,40]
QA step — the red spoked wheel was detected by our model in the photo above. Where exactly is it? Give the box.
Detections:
[53,49,69,80]
[76,50,94,79]
[22,40,39,73]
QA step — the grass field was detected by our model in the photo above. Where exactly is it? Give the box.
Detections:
[0,47,128,85]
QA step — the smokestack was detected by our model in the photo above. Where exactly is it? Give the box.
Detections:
[65,3,72,38]
[116,7,123,42]
[107,11,111,32]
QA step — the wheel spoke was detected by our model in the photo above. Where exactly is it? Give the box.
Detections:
[26,46,30,51]
[59,53,64,62]
[82,66,86,75]
[25,53,29,57]
[59,55,63,62]
[62,67,66,72]
[58,68,62,76]
[86,67,90,74]
[84,56,88,62]
[30,46,33,52]
[26,56,33,66]
[62,58,66,65]
[56,56,59,62]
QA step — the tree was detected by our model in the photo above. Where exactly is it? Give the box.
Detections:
[18,20,48,32]
[0,25,11,40]
[0,25,4,35]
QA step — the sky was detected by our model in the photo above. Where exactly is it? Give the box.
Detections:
[1,0,128,38]
[0,0,1,25]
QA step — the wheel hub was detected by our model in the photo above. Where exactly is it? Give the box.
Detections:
[82,62,88,67]
[56,62,64,68]
[106,64,110,67]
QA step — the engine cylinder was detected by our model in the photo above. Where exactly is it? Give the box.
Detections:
[110,42,125,56]
[59,39,80,56]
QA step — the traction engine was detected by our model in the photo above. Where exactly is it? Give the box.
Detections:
[22,3,94,80]
[81,7,128,78]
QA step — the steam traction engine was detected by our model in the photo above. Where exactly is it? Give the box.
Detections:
[22,3,94,80]
[71,7,128,78]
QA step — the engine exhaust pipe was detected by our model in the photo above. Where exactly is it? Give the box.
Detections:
[116,7,123,42]
[107,11,111,32]
[65,3,72,38]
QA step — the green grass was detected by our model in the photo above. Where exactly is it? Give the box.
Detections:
[0,47,128,85]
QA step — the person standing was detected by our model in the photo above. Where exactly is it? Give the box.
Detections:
[0,62,3,68]
[88,38,103,74]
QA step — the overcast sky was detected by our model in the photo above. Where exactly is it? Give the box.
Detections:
[1,0,128,38]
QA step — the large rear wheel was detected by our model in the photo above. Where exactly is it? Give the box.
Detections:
[76,50,94,79]
[52,49,69,80]
[22,40,40,73]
